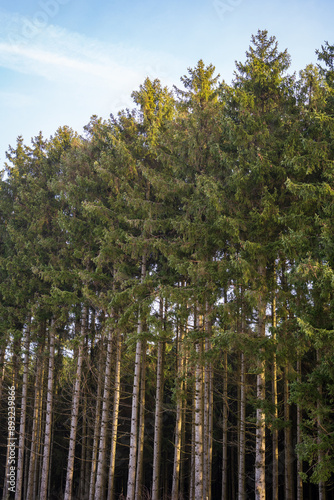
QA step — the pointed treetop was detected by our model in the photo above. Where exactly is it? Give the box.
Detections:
[234,29,291,93]
[176,59,220,106]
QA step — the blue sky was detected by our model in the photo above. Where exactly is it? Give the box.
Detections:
[0,0,333,167]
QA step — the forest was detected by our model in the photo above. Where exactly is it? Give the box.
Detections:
[0,30,334,500]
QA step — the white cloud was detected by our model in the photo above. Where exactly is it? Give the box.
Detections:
[0,9,184,166]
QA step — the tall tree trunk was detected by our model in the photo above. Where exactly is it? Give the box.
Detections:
[238,351,246,500]
[79,392,88,500]
[317,350,326,500]
[272,293,278,500]
[296,357,303,500]
[152,299,165,500]
[222,349,228,500]
[26,345,44,500]
[107,331,122,500]
[64,306,87,500]
[284,365,294,500]
[172,302,186,500]
[127,252,147,500]
[15,321,31,500]
[88,342,104,500]
[39,318,56,500]
[94,317,114,500]
[255,267,266,500]
[204,309,213,500]
[194,340,204,500]
[135,339,147,500]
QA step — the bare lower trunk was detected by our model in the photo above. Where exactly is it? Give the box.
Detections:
[127,254,146,500]
[222,350,228,500]
[194,341,203,500]
[107,332,122,500]
[94,318,114,500]
[284,365,294,500]
[204,308,212,500]
[135,340,147,500]
[296,358,303,500]
[272,296,278,500]
[172,310,186,500]
[238,352,246,500]
[88,345,104,500]
[317,350,326,500]
[255,272,266,500]
[15,322,31,500]
[151,325,165,500]
[127,335,143,500]
[26,344,44,500]
[39,318,56,500]
[64,306,87,500]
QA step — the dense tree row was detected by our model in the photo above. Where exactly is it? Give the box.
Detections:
[1,30,334,500]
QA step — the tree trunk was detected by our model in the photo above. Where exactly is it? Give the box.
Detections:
[94,317,114,500]
[39,318,56,500]
[317,350,326,500]
[194,340,204,500]
[284,365,294,500]
[272,294,278,500]
[204,309,213,500]
[135,339,147,500]
[238,351,246,500]
[152,299,165,500]
[88,342,104,500]
[296,357,303,500]
[255,268,266,500]
[64,306,87,500]
[15,321,31,500]
[127,253,146,500]
[222,349,228,500]
[107,331,122,500]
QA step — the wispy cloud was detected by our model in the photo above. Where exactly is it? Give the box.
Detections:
[0,9,184,163]
[0,10,180,91]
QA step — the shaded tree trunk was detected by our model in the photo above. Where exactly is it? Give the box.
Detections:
[222,349,228,500]
[107,331,122,500]
[296,357,303,500]
[15,321,30,500]
[39,318,56,500]
[272,293,278,500]
[255,268,266,500]
[151,299,165,500]
[238,351,246,500]
[127,253,147,500]
[94,316,114,500]
[284,365,294,500]
[64,306,87,500]
[194,340,204,500]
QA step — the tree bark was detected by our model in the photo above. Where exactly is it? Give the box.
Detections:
[238,351,246,500]
[296,357,303,500]
[194,340,204,500]
[64,305,87,500]
[15,321,30,500]
[284,365,294,500]
[272,293,278,500]
[204,309,213,500]
[152,299,165,500]
[94,317,114,500]
[107,331,122,500]
[127,252,147,500]
[255,267,266,500]
[88,341,104,500]
[39,318,56,500]
[317,350,326,500]
[222,349,228,500]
